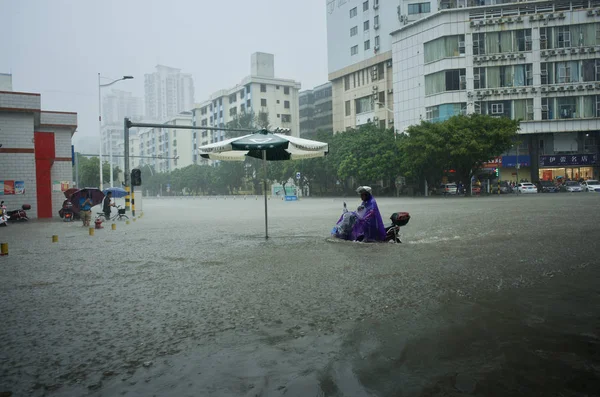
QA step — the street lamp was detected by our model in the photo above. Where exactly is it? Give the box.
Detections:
[376,101,397,140]
[98,74,133,189]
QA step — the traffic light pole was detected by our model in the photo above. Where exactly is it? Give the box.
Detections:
[122,117,255,212]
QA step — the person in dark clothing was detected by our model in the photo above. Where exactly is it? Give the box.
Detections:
[103,191,115,220]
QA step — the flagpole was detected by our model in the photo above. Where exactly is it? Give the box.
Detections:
[263,149,268,239]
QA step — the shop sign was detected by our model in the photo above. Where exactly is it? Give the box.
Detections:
[539,154,599,167]
[502,155,530,167]
[482,157,502,168]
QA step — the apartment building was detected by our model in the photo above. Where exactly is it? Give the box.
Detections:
[136,112,193,173]
[190,52,301,163]
[299,82,333,137]
[144,65,195,121]
[391,0,600,182]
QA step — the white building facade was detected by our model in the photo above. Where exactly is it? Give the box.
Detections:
[190,52,301,163]
[327,0,418,132]
[392,0,600,182]
[144,65,195,122]
[136,113,193,173]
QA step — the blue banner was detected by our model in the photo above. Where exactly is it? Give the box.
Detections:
[502,155,530,167]
[539,153,599,167]
[71,145,75,166]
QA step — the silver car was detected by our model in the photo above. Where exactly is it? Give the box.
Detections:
[516,183,538,194]
[564,181,583,192]
[581,180,600,192]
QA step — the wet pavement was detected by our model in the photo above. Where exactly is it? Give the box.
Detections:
[1,194,599,396]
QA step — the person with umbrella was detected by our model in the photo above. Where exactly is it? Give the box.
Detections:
[79,190,93,227]
[103,191,116,220]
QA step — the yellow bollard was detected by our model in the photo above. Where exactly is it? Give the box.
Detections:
[126,220,130,225]
[111,223,116,230]
[89,228,94,236]
[0,242,8,256]
[52,235,58,243]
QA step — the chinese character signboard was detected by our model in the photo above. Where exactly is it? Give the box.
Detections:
[502,155,531,167]
[482,157,502,168]
[539,154,599,167]
[52,181,71,192]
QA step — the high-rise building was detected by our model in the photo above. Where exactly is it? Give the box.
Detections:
[190,52,301,163]
[299,82,333,137]
[327,0,409,132]
[391,0,600,183]
[144,65,195,121]
[102,89,143,125]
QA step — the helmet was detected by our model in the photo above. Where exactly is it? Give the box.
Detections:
[356,186,372,194]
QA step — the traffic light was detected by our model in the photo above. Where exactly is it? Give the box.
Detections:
[131,168,142,186]
[493,167,499,177]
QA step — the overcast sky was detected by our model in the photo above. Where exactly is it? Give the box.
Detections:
[0,0,328,153]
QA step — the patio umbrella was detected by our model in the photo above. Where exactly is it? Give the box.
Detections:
[103,187,128,198]
[70,188,105,213]
[198,129,329,238]
[63,188,78,199]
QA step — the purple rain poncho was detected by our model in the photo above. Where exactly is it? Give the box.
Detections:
[331,195,386,242]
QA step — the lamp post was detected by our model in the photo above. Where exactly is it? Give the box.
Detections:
[98,74,133,189]
[376,101,396,140]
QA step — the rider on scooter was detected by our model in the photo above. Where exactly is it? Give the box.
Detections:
[332,186,386,242]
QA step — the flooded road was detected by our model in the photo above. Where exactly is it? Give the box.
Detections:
[1,194,599,396]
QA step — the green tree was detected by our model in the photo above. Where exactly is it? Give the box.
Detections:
[401,114,520,192]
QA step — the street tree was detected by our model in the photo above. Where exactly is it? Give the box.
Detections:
[402,114,520,191]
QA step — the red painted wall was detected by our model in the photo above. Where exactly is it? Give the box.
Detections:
[34,132,55,218]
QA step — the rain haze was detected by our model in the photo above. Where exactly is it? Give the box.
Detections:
[2,0,600,396]
[0,0,328,152]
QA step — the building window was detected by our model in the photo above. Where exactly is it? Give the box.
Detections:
[277,99,280,104]
[260,84,267,92]
[473,33,485,55]
[424,69,466,95]
[374,15,379,27]
[351,45,358,56]
[240,103,245,113]
[284,86,290,95]
[481,64,533,88]
[408,2,430,15]
[425,103,466,122]
[281,114,292,123]
[284,100,290,109]
[247,99,251,109]
[229,107,237,116]
[344,75,350,91]
[378,91,385,104]
[345,100,351,116]
[364,20,369,31]
[229,93,237,103]
[515,29,533,51]
[364,40,370,50]
[261,98,267,107]
[363,1,369,11]
[556,26,571,48]
[374,35,380,47]
[424,35,465,63]
[355,95,374,114]
[514,99,534,121]
[350,26,358,36]
[350,7,357,18]
[474,67,486,89]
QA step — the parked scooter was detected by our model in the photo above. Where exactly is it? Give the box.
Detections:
[5,203,31,222]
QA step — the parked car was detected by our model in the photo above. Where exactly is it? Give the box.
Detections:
[581,180,600,192]
[439,183,458,196]
[564,181,583,192]
[516,182,538,194]
[491,181,512,194]
[538,180,560,193]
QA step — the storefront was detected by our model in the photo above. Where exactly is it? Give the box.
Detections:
[501,155,531,182]
[538,154,599,181]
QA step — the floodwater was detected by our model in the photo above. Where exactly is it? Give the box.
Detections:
[1,194,599,396]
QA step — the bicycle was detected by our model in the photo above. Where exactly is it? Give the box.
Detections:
[95,205,129,222]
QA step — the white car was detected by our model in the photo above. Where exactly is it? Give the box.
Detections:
[516,182,538,194]
[581,180,600,192]
[564,181,583,192]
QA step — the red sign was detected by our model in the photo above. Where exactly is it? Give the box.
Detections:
[482,157,502,168]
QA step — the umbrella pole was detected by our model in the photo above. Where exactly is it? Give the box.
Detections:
[263,150,268,239]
